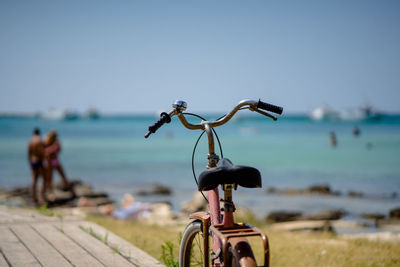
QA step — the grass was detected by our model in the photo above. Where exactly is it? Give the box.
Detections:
[88,215,182,259]
[79,225,105,243]
[37,204,54,217]
[87,211,400,267]
[160,241,179,267]
[79,225,121,255]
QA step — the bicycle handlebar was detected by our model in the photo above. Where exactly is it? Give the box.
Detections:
[144,112,172,138]
[257,100,283,115]
[144,99,283,138]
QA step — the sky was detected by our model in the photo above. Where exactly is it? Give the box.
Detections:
[0,0,399,114]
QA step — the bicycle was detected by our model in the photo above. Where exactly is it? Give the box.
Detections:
[145,99,283,267]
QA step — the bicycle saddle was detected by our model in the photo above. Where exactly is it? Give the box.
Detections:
[198,158,262,191]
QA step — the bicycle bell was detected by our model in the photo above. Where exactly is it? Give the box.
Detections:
[173,100,187,111]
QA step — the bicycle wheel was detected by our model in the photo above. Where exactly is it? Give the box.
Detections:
[179,220,211,267]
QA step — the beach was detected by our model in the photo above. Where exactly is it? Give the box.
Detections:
[1,114,400,266]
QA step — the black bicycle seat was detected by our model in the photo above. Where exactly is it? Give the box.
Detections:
[198,158,262,191]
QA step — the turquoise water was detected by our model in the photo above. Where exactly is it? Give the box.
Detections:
[1,114,400,217]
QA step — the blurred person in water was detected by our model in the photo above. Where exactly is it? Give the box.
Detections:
[330,131,337,148]
[28,128,48,204]
[44,130,76,200]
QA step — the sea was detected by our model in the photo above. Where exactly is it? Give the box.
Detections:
[1,113,400,222]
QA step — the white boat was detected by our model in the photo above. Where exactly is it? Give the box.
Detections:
[309,106,338,121]
[339,105,382,121]
[40,108,80,121]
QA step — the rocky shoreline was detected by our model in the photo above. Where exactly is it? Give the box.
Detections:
[1,182,400,240]
[0,180,191,226]
[0,180,113,208]
[267,184,398,199]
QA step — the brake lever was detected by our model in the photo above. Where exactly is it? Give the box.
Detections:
[249,107,277,121]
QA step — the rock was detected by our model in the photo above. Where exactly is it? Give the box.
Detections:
[74,197,113,207]
[74,184,95,197]
[71,183,108,198]
[0,188,8,203]
[306,184,332,195]
[1,181,113,209]
[83,192,109,198]
[389,207,400,219]
[145,203,177,225]
[47,196,75,207]
[361,213,385,220]
[271,220,335,233]
[181,192,207,213]
[266,184,341,196]
[266,211,302,223]
[266,187,305,195]
[136,184,172,196]
[302,210,346,221]
[7,187,30,197]
[53,189,73,199]
[342,232,400,242]
[266,187,277,193]
[348,191,363,198]
[55,179,83,191]
[281,188,304,195]
[375,219,400,230]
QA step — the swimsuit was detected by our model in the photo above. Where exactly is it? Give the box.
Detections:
[49,158,60,167]
[45,143,60,167]
[30,160,43,170]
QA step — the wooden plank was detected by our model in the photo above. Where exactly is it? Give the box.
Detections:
[0,226,41,267]
[32,223,103,267]
[0,251,9,267]
[78,221,165,266]
[0,210,13,224]
[61,223,135,267]
[0,208,38,224]
[11,224,72,267]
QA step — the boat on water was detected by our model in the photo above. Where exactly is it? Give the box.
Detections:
[310,104,382,121]
[339,105,382,121]
[84,108,101,120]
[309,106,338,121]
[40,108,80,121]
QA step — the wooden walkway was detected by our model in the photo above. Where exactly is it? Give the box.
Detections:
[0,206,164,267]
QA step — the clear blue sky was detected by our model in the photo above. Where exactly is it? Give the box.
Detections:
[1,0,399,114]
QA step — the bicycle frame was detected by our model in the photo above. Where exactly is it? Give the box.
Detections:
[146,99,280,266]
[176,102,270,266]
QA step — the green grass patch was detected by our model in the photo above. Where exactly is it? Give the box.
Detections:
[37,204,54,217]
[87,215,181,260]
[160,241,179,267]
[88,213,400,267]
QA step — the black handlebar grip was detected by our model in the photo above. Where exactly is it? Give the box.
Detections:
[147,112,171,135]
[257,100,283,115]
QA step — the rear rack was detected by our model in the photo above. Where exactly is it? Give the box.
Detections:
[210,223,270,266]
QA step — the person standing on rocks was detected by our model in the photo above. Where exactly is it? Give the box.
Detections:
[28,128,47,204]
[44,130,76,201]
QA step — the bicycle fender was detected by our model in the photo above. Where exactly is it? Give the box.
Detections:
[189,211,210,221]
[228,237,257,267]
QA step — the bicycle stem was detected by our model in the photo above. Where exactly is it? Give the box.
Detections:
[204,124,217,165]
